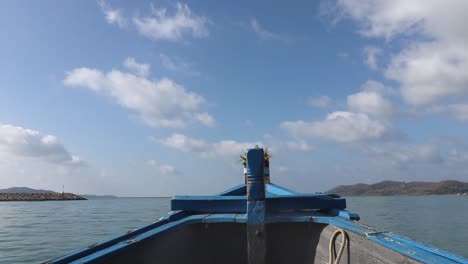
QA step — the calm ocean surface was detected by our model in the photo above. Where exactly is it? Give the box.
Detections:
[0,196,467,263]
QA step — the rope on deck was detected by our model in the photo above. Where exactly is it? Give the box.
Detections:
[329,229,349,264]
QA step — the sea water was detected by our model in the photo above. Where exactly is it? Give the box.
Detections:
[0,196,466,263]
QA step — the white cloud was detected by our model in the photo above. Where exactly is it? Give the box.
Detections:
[308,95,332,108]
[250,18,286,41]
[281,111,400,142]
[347,91,395,117]
[98,0,127,28]
[385,41,468,105]
[363,46,382,70]
[156,133,208,152]
[333,0,468,105]
[133,3,209,42]
[361,80,397,95]
[286,141,315,152]
[159,53,199,75]
[194,113,216,127]
[251,18,275,40]
[334,0,426,39]
[0,124,83,166]
[156,133,261,159]
[446,141,468,163]
[123,57,150,77]
[147,160,178,174]
[63,59,214,128]
[360,143,442,167]
[158,164,177,174]
[428,104,468,122]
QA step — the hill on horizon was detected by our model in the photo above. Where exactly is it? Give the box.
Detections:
[328,180,468,196]
[0,187,56,193]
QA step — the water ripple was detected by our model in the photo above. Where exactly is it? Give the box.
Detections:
[1,196,467,263]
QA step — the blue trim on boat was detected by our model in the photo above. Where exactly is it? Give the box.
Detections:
[171,194,346,212]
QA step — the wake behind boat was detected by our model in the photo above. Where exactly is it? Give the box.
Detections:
[46,148,468,264]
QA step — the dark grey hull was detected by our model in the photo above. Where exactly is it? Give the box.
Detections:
[98,222,421,264]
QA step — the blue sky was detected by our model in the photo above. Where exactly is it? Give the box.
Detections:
[1,0,468,196]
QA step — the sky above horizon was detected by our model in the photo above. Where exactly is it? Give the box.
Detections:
[1,0,468,196]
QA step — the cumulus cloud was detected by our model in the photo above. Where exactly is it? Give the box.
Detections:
[347,91,395,117]
[359,143,442,167]
[156,133,261,159]
[63,59,214,128]
[361,80,397,95]
[0,124,83,166]
[308,95,332,108]
[98,0,127,28]
[363,46,382,70]
[194,113,216,127]
[385,41,468,105]
[333,0,425,39]
[133,3,209,42]
[123,57,150,77]
[286,141,315,152]
[428,104,468,122]
[333,0,468,105]
[147,160,178,175]
[281,111,400,142]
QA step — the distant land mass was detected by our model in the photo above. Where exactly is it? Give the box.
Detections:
[328,180,468,196]
[0,187,55,193]
[0,187,86,201]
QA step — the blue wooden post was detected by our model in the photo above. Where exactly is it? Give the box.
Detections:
[246,148,266,264]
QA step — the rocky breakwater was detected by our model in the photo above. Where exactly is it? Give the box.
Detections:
[0,192,87,201]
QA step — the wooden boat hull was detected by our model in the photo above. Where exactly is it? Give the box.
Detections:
[63,222,424,264]
[46,188,468,264]
[46,148,468,264]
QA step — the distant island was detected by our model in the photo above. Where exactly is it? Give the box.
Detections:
[328,180,468,196]
[0,187,87,201]
[0,187,56,193]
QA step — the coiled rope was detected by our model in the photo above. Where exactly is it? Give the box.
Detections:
[329,229,349,264]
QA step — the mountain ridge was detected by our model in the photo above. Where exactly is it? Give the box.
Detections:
[328,180,468,196]
[0,187,56,193]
